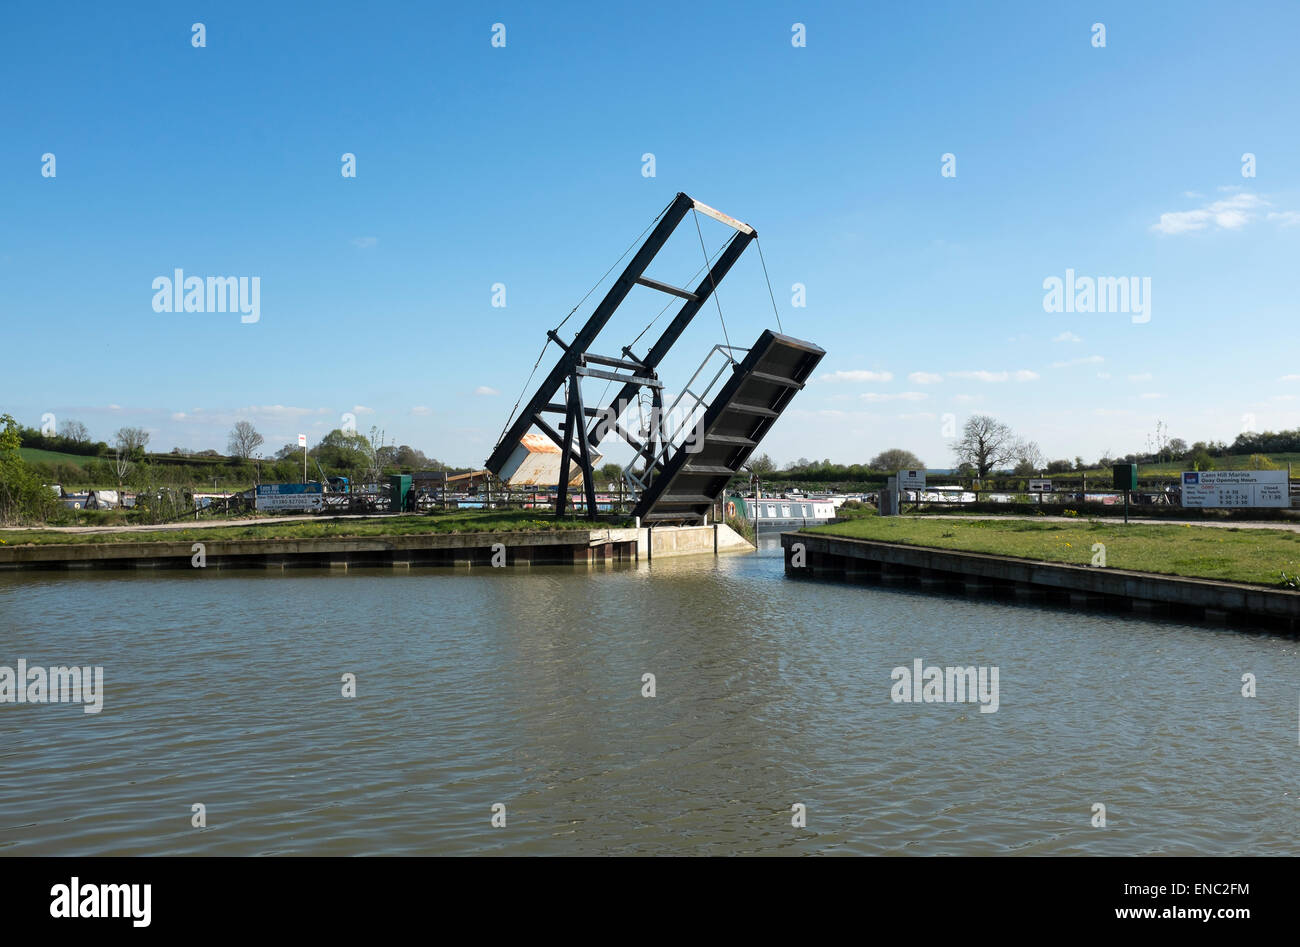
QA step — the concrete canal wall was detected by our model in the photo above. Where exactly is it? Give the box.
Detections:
[781,532,1300,633]
[0,525,753,572]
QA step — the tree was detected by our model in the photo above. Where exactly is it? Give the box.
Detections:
[952,415,1022,477]
[111,448,132,488]
[115,426,150,461]
[746,453,777,475]
[227,420,265,460]
[393,445,431,469]
[360,427,388,482]
[311,429,370,471]
[869,448,925,471]
[0,414,58,525]
[60,419,90,443]
[1046,459,1073,474]
[1012,440,1044,476]
[1168,438,1188,459]
[598,462,623,484]
[274,443,300,461]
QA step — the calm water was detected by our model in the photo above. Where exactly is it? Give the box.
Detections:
[1,535,1296,856]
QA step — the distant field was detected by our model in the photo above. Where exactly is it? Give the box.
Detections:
[806,516,1300,588]
[18,448,98,467]
[1075,453,1300,478]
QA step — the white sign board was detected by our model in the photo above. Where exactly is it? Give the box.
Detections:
[1029,479,1053,492]
[1180,470,1289,508]
[298,433,307,447]
[898,469,926,490]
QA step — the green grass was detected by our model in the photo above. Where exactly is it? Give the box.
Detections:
[1072,452,1300,478]
[0,510,633,547]
[806,517,1300,589]
[18,448,98,468]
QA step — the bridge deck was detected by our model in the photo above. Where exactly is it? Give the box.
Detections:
[633,329,825,525]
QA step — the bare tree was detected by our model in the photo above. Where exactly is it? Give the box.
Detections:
[115,426,150,460]
[60,419,90,443]
[227,420,265,460]
[952,415,1021,477]
[112,448,132,488]
[1012,440,1044,476]
[361,427,388,483]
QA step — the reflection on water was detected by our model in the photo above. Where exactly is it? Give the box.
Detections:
[0,535,1296,855]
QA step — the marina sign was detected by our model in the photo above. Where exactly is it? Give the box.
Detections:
[1180,470,1289,508]
[898,469,926,490]
[255,482,324,512]
[1028,479,1053,492]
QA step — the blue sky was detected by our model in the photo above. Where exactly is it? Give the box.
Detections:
[3,1,1298,469]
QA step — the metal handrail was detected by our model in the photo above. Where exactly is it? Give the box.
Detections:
[621,344,749,490]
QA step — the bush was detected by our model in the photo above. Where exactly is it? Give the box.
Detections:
[0,414,60,525]
[725,514,756,544]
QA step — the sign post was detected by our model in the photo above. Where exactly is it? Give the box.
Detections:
[1029,479,1052,507]
[299,433,307,485]
[898,469,926,513]
[1113,464,1138,524]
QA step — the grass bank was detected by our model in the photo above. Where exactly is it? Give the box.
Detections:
[0,511,633,547]
[805,517,1300,589]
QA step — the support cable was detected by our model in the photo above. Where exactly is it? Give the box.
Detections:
[692,209,734,362]
[755,235,784,334]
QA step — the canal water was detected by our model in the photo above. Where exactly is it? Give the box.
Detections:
[1,535,1296,856]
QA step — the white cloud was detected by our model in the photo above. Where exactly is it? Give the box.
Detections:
[907,371,943,384]
[1096,372,1112,380]
[1150,192,1269,235]
[171,412,186,420]
[820,370,893,383]
[1139,392,1165,399]
[351,405,375,415]
[860,391,927,402]
[411,406,432,416]
[1267,211,1300,227]
[1052,331,1082,343]
[474,386,500,396]
[352,236,378,248]
[946,370,1037,383]
[1127,372,1153,382]
[1094,408,1134,416]
[1281,374,1300,382]
[953,393,975,403]
[1050,355,1104,368]
[239,405,322,420]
